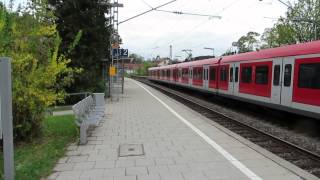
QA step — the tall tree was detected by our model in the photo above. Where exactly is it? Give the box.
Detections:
[286,0,320,42]
[233,31,260,53]
[261,19,297,49]
[49,0,111,92]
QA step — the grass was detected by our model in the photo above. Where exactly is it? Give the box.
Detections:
[0,115,78,180]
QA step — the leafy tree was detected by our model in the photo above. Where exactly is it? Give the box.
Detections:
[286,0,320,42]
[136,61,154,76]
[0,2,79,141]
[261,0,320,48]
[221,48,237,56]
[261,19,297,48]
[129,53,144,63]
[232,31,260,53]
[48,0,112,93]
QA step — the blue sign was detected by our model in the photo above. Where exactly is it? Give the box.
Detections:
[112,49,129,58]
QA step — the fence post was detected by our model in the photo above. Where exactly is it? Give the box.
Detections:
[0,57,15,180]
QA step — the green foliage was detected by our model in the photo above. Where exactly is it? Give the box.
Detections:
[287,0,320,42]
[49,0,112,93]
[261,0,320,48]
[136,61,154,76]
[129,53,145,63]
[232,31,260,53]
[0,3,79,141]
[0,115,78,180]
[261,20,297,49]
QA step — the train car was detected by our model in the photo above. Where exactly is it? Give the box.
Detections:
[148,41,320,119]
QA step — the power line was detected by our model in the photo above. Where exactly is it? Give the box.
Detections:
[155,9,222,19]
[119,0,177,25]
[140,0,153,9]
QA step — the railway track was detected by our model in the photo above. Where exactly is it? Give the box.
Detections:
[133,76,320,178]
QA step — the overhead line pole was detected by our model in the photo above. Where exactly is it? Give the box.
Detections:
[118,0,177,25]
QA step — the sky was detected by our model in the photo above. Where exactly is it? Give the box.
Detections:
[3,0,295,60]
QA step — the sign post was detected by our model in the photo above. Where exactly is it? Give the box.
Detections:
[0,58,14,180]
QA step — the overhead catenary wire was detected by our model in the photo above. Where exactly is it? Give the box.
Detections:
[155,9,222,19]
[154,0,242,51]
[119,0,177,25]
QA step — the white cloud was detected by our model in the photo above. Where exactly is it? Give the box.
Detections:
[118,0,295,59]
[4,0,296,59]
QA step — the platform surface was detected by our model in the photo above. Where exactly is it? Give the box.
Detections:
[48,78,315,180]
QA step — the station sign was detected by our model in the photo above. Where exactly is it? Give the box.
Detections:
[109,66,116,76]
[112,48,129,58]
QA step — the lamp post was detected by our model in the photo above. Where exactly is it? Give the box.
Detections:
[204,47,215,57]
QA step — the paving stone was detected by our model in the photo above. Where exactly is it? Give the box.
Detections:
[68,156,88,163]
[125,166,148,176]
[104,168,126,177]
[58,170,82,179]
[182,171,209,180]
[58,157,69,164]
[135,159,155,166]
[160,172,184,180]
[114,176,137,180]
[48,79,309,180]
[54,163,74,171]
[116,159,135,168]
[155,158,175,165]
[80,169,104,178]
[73,162,95,170]
[137,174,161,180]
[94,160,115,169]
[147,166,170,175]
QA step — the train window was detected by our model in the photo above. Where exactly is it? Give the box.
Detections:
[298,63,320,89]
[235,67,239,82]
[193,69,197,79]
[255,66,269,85]
[241,66,252,83]
[230,67,233,82]
[284,64,292,87]
[220,66,228,81]
[210,67,216,81]
[273,65,280,86]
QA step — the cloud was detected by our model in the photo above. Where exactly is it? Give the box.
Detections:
[119,0,293,59]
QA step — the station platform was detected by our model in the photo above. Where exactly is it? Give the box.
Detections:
[49,78,317,180]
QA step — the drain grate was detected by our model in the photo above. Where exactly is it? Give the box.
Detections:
[119,144,144,157]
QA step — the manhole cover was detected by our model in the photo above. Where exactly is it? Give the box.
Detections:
[119,144,144,157]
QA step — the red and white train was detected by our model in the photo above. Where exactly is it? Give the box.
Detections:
[148,41,320,119]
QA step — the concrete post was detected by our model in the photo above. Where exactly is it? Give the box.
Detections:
[0,58,15,180]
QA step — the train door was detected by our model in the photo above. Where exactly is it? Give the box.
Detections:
[203,65,209,89]
[178,68,182,83]
[280,57,294,106]
[233,62,240,96]
[189,67,193,85]
[228,63,235,95]
[271,58,283,104]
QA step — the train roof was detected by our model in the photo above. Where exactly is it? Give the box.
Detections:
[221,40,320,63]
[148,58,220,71]
[149,41,320,71]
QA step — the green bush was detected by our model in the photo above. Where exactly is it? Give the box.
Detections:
[0,4,80,141]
